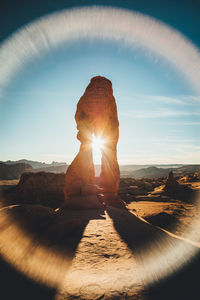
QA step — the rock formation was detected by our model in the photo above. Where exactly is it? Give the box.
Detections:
[163,170,194,202]
[64,76,124,209]
[164,171,179,190]
[16,172,65,208]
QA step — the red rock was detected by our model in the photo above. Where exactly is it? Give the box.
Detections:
[17,172,65,208]
[165,171,179,189]
[64,76,121,208]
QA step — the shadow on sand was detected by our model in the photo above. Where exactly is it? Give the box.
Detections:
[1,204,200,300]
[51,208,106,257]
[107,206,200,300]
[0,208,106,300]
[0,256,56,300]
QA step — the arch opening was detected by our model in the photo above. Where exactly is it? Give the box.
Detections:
[92,133,105,176]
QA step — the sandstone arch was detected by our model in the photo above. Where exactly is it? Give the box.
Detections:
[64,76,124,209]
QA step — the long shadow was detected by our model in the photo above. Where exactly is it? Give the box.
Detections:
[107,206,200,300]
[0,256,56,300]
[51,208,106,257]
[0,208,106,300]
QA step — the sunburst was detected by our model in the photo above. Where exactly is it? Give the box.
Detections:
[92,134,105,152]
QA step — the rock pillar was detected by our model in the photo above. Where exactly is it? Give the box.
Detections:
[64,76,124,209]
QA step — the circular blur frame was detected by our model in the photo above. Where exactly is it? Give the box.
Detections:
[0,6,200,290]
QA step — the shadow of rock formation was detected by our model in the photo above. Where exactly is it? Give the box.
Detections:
[1,202,200,299]
[0,204,106,300]
[144,211,179,232]
[0,255,56,300]
[107,206,200,300]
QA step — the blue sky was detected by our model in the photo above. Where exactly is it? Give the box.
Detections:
[1,38,199,164]
[0,1,200,164]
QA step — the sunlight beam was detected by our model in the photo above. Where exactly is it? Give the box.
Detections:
[92,134,105,165]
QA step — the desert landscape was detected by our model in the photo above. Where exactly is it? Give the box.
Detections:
[0,158,200,299]
[0,76,200,300]
[1,161,200,240]
[1,2,200,299]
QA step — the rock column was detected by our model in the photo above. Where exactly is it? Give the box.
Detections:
[64,76,124,209]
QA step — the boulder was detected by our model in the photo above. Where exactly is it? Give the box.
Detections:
[16,172,65,208]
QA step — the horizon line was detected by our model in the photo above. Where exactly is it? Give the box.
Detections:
[1,159,200,166]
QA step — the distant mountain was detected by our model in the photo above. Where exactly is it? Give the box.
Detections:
[1,159,199,180]
[124,165,200,179]
[120,164,183,171]
[34,165,68,174]
[0,162,33,180]
[4,159,67,169]
[175,165,200,174]
[119,164,183,177]
[129,166,172,179]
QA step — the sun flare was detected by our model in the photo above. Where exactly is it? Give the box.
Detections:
[92,135,105,152]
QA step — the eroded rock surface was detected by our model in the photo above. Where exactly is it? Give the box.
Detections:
[16,172,65,208]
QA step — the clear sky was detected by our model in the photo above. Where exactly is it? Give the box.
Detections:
[0,1,200,165]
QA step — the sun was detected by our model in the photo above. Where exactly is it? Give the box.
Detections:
[92,134,105,152]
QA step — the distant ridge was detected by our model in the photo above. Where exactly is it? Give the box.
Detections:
[0,160,199,180]
[119,164,184,177]
[0,162,33,180]
[0,159,68,178]
[4,159,67,169]
[121,165,200,178]
[128,166,172,179]
[33,165,68,173]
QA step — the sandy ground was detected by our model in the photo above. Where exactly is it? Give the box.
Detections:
[128,182,200,241]
[128,200,200,238]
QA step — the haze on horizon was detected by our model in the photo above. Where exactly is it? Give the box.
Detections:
[1,38,200,165]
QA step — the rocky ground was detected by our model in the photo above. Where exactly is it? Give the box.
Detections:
[0,174,200,299]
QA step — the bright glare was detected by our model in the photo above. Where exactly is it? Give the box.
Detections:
[92,135,105,152]
[92,134,105,166]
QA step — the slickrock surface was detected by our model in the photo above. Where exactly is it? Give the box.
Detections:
[1,205,200,299]
[55,207,200,300]
[56,209,143,299]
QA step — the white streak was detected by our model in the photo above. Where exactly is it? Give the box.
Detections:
[0,6,200,95]
[0,5,200,289]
